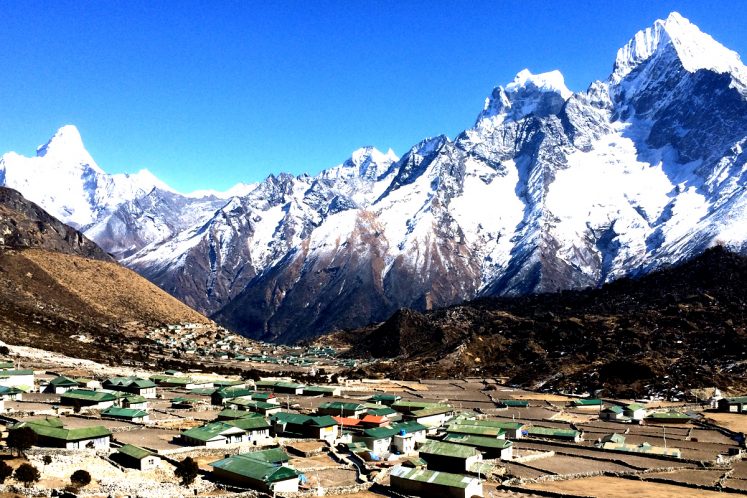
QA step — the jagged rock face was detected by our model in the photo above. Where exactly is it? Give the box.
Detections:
[0,187,110,260]
[3,12,747,342]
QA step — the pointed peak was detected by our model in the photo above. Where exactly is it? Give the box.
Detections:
[611,12,747,83]
[36,125,86,158]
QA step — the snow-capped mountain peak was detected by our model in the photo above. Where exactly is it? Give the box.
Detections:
[185,182,258,199]
[321,146,399,183]
[612,11,747,85]
[35,125,101,170]
[476,69,571,128]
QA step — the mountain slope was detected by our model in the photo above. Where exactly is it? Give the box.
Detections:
[339,246,747,397]
[0,187,211,362]
[214,12,747,341]
[3,12,747,344]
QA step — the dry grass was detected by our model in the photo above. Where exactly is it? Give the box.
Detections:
[524,476,729,498]
[22,249,209,325]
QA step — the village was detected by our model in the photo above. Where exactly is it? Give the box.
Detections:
[0,330,745,498]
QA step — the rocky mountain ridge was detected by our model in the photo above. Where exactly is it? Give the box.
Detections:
[2,12,747,343]
[337,246,747,397]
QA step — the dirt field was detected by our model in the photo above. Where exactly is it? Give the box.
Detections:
[644,469,724,486]
[524,475,732,497]
[114,428,182,450]
[521,454,633,475]
[703,412,747,433]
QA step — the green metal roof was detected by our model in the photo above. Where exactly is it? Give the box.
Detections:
[368,407,397,416]
[412,406,452,417]
[446,424,505,437]
[572,398,602,406]
[250,392,275,401]
[122,395,147,404]
[49,376,78,387]
[602,406,624,414]
[646,411,691,420]
[302,386,335,393]
[214,387,255,400]
[454,419,524,430]
[390,466,478,489]
[724,396,747,403]
[225,417,270,431]
[15,419,111,441]
[318,401,366,411]
[101,407,148,419]
[363,426,399,439]
[625,403,646,411]
[238,448,289,464]
[210,455,299,483]
[369,393,401,402]
[182,422,244,442]
[443,433,513,450]
[419,440,481,459]
[309,415,337,427]
[527,426,580,438]
[230,399,278,410]
[0,369,33,377]
[213,380,244,387]
[218,409,262,420]
[118,444,154,460]
[394,421,428,433]
[104,377,156,389]
[61,389,116,402]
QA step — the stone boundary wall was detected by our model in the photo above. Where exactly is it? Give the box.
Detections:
[519,437,705,465]
[615,472,747,495]
[513,450,555,463]
[501,484,594,498]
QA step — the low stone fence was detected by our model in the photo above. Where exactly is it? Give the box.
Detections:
[513,450,555,463]
[279,482,373,497]
[501,484,594,498]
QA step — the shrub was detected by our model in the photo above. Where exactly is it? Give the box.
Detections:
[14,463,40,488]
[7,427,37,456]
[0,461,12,483]
[70,469,91,488]
[174,457,199,486]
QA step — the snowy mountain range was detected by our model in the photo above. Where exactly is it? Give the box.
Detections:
[2,12,747,343]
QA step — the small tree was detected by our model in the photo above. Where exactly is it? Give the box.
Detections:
[0,461,12,483]
[42,455,52,466]
[7,427,37,457]
[0,346,10,355]
[14,463,40,488]
[70,469,91,489]
[72,399,82,414]
[174,457,199,486]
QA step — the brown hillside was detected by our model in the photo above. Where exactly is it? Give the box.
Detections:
[21,249,210,325]
[0,248,211,362]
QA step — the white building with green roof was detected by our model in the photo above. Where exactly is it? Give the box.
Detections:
[390,465,483,498]
[13,417,111,449]
[0,369,34,392]
[418,441,482,473]
[210,452,299,493]
[117,444,161,470]
[181,421,248,447]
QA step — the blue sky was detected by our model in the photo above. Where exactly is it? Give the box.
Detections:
[1,1,746,193]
